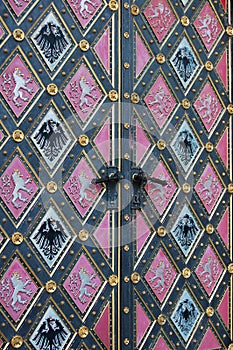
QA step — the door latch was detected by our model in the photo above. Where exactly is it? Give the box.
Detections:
[131,167,147,210]
[92,166,124,209]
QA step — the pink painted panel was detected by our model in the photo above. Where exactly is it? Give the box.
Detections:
[217,288,229,328]
[198,328,221,350]
[136,121,150,165]
[136,32,150,77]
[136,301,151,346]
[153,336,170,350]
[7,0,33,17]
[216,128,228,169]
[94,118,110,163]
[94,212,110,257]
[216,51,228,88]
[94,304,110,349]
[217,208,229,248]
[94,28,110,74]
[67,0,103,29]
[136,211,151,255]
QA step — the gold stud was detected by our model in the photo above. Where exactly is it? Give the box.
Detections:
[12,130,24,142]
[206,224,214,234]
[228,264,233,274]
[124,244,130,251]
[226,26,233,36]
[157,139,166,150]
[227,104,233,114]
[124,92,130,98]
[124,153,130,159]
[182,268,191,279]
[182,99,191,109]
[156,53,166,64]
[131,272,140,284]
[228,184,233,193]
[124,123,130,129]
[13,29,25,41]
[109,274,118,286]
[79,39,90,51]
[78,326,89,338]
[124,32,129,38]
[182,183,191,193]
[124,2,129,8]
[124,338,130,345]
[157,226,166,237]
[131,92,140,104]
[123,307,129,313]
[205,61,213,71]
[157,314,166,325]
[109,90,118,101]
[78,229,89,241]
[109,0,118,10]
[78,134,89,146]
[206,306,214,317]
[131,4,139,15]
[11,335,23,348]
[12,232,23,245]
[45,280,57,293]
[46,181,57,194]
[47,83,58,95]
[206,142,214,152]
[124,62,130,69]
[124,214,130,221]
[181,16,190,26]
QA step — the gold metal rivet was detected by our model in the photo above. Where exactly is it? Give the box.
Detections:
[228,184,233,193]
[46,181,57,194]
[11,335,23,348]
[206,142,214,152]
[182,99,191,109]
[124,153,130,159]
[131,4,139,15]
[78,134,89,146]
[157,226,166,237]
[124,245,130,251]
[124,214,130,221]
[182,268,191,279]
[78,326,89,338]
[78,229,89,241]
[156,53,166,64]
[109,90,118,101]
[47,83,58,95]
[205,61,213,71]
[124,92,130,98]
[123,307,129,313]
[157,139,166,150]
[124,32,129,38]
[12,232,23,245]
[131,272,140,284]
[124,62,130,69]
[79,39,90,51]
[13,29,25,41]
[124,2,129,8]
[12,130,24,142]
[124,123,130,129]
[227,104,233,114]
[109,0,118,10]
[182,183,191,193]
[226,26,233,36]
[157,314,166,325]
[124,276,129,282]
[206,306,214,317]
[181,16,190,26]
[131,92,140,104]
[228,264,233,274]
[124,338,130,345]
[46,280,56,293]
[109,275,118,286]
[206,224,214,234]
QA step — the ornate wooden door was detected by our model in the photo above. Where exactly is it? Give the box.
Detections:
[0,0,232,349]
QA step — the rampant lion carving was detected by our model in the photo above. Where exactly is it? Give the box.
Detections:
[69,267,97,303]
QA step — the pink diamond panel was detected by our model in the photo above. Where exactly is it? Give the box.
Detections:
[195,245,223,296]
[194,2,222,52]
[145,248,176,303]
[216,51,228,89]
[136,301,151,346]
[136,121,151,165]
[194,81,223,132]
[63,253,102,313]
[145,161,176,215]
[94,28,111,74]
[153,336,170,350]
[64,158,101,217]
[217,208,229,248]
[7,0,33,17]
[94,212,110,257]
[64,64,103,123]
[217,288,229,328]
[67,0,103,29]
[136,32,151,77]
[136,211,151,255]
[94,118,110,164]
[0,258,37,322]
[198,328,221,350]
[0,55,39,118]
[94,304,110,349]
[195,163,223,214]
[144,75,176,129]
[216,128,228,169]
[0,156,38,219]
[144,0,176,43]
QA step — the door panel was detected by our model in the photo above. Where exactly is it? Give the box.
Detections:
[0,0,232,349]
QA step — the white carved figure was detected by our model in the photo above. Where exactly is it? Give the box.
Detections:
[149,260,172,294]
[148,173,172,206]
[1,73,13,99]
[79,76,97,112]
[197,93,219,124]
[148,2,172,33]
[148,86,172,120]
[197,13,218,43]
[198,174,219,205]
[68,171,96,207]
[12,68,34,107]
[69,267,97,303]
[13,0,29,7]
[70,0,98,18]
[199,256,219,288]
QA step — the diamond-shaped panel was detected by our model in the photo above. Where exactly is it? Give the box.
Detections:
[171,120,200,172]
[170,36,200,89]
[63,253,102,313]
[198,328,221,350]
[144,74,177,129]
[145,160,177,215]
[194,81,223,132]
[171,205,201,257]
[194,2,222,52]
[195,245,223,296]
[5,0,35,17]
[63,156,101,218]
[67,0,104,29]
[145,248,177,303]
[144,0,176,43]
[153,336,170,350]
[171,289,201,342]
[0,257,38,322]
[195,162,224,214]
